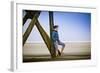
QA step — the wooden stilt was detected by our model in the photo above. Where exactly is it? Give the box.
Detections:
[49,11,56,58]
[35,20,52,54]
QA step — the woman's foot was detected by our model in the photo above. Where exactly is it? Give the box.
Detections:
[60,48,64,55]
[58,50,61,56]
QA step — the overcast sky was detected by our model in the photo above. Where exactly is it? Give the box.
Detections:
[23,11,91,43]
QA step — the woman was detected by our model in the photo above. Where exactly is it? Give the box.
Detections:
[52,25,65,56]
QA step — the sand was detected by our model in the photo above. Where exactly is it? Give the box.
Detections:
[23,42,91,62]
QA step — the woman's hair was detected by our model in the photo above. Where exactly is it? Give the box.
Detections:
[53,25,59,29]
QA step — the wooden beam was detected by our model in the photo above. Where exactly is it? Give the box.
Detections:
[49,11,54,35]
[23,11,37,25]
[23,12,29,25]
[49,11,56,57]
[23,11,41,45]
[35,20,52,53]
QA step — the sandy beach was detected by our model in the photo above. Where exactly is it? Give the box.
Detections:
[23,42,91,62]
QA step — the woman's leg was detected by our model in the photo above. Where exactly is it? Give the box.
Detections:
[58,40,65,55]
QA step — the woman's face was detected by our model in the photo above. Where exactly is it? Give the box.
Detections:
[55,27,58,31]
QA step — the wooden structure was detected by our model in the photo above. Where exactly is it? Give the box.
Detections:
[23,10,56,58]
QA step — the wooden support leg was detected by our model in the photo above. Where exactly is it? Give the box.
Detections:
[49,11,56,58]
[35,20,52,54]
[23,11,41,45]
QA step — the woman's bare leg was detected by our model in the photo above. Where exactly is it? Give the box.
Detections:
[58,40,65,55]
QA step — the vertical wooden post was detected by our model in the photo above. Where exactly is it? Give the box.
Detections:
[49,11,54,36]
[49,11,56,58]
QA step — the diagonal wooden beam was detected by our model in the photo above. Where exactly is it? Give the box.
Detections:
[23,12,29,25]
[35,20,52,53]
[23,11,41,45]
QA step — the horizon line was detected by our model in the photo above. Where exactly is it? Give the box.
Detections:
[26,41,91,44]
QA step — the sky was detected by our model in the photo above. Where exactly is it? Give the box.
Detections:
[23,11,91,43]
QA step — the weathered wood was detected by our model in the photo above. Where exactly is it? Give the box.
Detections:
[23,12,29,25]
[49,11,54,35]
[23,11,56,58]
[49,11,56,58]
[23,11,37,25]
[23,11,41,45]
[35,20,52,53]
